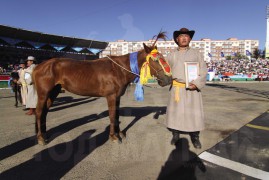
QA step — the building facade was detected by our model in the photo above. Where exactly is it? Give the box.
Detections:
[265,5,269,58]
[100,38,259,62]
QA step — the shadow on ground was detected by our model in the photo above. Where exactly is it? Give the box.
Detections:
[0,128,109,179]
[0,105,166,179]
[157,138,206,180]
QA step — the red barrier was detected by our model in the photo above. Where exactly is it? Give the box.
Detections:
[0,75,10,81]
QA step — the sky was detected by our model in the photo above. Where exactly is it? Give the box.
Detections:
[0,0,268,49]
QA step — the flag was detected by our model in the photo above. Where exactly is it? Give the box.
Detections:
[208,52,212,57]
[246,50,252,56]
[221,52,225,57]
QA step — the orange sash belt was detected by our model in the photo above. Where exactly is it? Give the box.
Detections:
[173,80,185,102]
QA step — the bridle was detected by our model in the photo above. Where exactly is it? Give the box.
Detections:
[143,49,172,81]
[146,53,169,80]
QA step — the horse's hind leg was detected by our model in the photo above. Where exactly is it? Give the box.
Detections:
[47,84,61,108]
[35,84,61,145]
[35,91,49,145]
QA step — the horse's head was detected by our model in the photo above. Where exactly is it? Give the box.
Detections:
[142,43,172,87]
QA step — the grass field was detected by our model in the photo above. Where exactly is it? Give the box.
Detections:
[0,81,9,88]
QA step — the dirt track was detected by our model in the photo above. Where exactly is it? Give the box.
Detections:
[0,82,268,179]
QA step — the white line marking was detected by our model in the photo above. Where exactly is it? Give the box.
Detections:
[199,151,269,179]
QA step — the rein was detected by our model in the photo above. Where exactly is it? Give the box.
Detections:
[106,56,140,77]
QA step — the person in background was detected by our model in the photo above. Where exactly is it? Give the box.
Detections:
[17,59,28,108]
[166,28,207,149]
[0,66,3,74]
[24,56,37,115]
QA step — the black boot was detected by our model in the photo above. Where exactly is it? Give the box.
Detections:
[170,130,180,145]
[190,131,202,149]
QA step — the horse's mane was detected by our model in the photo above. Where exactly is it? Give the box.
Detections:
[151,31,167,47]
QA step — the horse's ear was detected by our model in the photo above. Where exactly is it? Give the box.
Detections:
[143,43,152,54]
[155,45,158,50]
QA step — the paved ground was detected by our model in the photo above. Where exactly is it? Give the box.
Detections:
[0,82,268,179]
[197,111,269,180]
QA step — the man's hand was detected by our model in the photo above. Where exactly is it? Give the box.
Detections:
[188,83,198,90]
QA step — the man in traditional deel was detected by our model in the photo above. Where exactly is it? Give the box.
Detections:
[165,28,208,149]
[17,59,28,107]
[24,56,38,115]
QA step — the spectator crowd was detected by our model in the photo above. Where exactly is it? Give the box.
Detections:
[207,58,269,79]
[0,64,15,74]
[1,57,269,88]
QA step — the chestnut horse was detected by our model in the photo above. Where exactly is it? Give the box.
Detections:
[33,32,172,145]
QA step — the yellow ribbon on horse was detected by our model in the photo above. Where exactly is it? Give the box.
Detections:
[173,80,185,102]
[140,49,158,85]
[140,62,152,85]
[146,49,158,62]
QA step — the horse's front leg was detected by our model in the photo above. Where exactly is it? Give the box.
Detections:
[115,97,125,139]
[106,94,121,143]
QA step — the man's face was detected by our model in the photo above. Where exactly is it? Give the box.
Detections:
[20,64,25,68]
[27,60,33,67]
[176,34,191,47]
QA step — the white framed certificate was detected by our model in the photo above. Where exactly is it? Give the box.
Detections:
[184,62,199,88]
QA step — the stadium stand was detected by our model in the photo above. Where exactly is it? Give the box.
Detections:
[0,24,108,68]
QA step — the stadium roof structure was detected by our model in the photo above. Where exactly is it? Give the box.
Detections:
[0,24,108,54]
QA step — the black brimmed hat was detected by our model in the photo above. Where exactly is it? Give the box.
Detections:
[173,28,195,45]
[19,59,25,64]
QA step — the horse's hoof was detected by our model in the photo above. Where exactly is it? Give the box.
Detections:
[109,134,122,144]
[37,135,48,146]
[109,134,118,142]
[119,132,126,139]
[37,139,47,146]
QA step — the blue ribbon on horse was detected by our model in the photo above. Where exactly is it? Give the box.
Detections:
[130,52,144,101]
